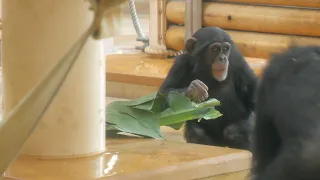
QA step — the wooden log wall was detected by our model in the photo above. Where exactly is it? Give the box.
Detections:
[166,26,320,59]
[211,0,320,8]
[165,1,320,59]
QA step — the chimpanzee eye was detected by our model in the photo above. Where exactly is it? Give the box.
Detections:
[223,46,229,51]
[213,47,219,51]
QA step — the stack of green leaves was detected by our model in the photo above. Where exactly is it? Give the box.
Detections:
[106,91,222,139]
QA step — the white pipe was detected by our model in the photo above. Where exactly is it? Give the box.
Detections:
[2,0,106,158]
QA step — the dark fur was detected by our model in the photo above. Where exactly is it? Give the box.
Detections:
[251,45,320,180]
[158,27,257,150]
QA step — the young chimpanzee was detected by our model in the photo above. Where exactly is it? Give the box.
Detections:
[158,27,258,150]
[251,45,320,180]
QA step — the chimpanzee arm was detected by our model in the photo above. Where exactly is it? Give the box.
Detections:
[242,66,258,111]
[158,54,195,95]
[231,50,258,111]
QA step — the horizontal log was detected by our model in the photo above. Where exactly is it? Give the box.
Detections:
[106,81,159,99]
[166,1,320,37]
[165,26,320,59]
[212,0,320,8]
[106,54,171,87]
[106,54,267,87]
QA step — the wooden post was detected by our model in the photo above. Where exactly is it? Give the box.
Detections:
[184,0,202,42]
[149,0,167,50]
[2,0,106,157]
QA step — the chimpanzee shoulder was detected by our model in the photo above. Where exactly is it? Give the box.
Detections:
[229,46,258,111]
[158,53,196,94]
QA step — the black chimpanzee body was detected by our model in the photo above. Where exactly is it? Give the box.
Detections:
[158,27,258,150]
[251,45,320,180]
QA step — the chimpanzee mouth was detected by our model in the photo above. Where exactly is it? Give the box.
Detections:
[212,64,227,72]
[213,68,225,71]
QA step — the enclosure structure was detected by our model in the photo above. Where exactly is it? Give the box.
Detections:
[1,0,320,179]
[146,0,320,59]
[102,1,319,179]
[106,0,320,100]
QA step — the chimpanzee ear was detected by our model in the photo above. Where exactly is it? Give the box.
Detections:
[185,37,197,55]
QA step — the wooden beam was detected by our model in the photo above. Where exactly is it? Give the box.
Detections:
[148,0,167,49]
[184,0,202,41]
[105,54,267,87]
[166,1,320,37]
[214,0,320,8]
[165,26,320,59]
[106,81,159,99]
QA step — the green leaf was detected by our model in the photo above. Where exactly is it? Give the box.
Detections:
[165,122,184,130]
[167,91,193,111]
[158,107,212,126]
[126,92,167,113]
[105,122,122,131]
[203,109,223,120]
[112,92,158,107]
[192,98,221,108]
[158,94,222,126]
[127,92,158,106]
[131,101,154,111]
[106,101,163,139]
[150,93,168,113]
[105,91,223,139]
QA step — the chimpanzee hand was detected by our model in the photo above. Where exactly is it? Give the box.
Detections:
[186,79,209,103]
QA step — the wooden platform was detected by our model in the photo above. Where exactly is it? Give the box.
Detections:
[2,97,252,180]
[3,140,251,180]
[105,53,267,99]
[1,52,259,179]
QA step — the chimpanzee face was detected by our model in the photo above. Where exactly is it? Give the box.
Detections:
[205,42,231,81]
[185,37,231,82]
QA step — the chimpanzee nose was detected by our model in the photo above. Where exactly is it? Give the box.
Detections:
[219,56,226,62]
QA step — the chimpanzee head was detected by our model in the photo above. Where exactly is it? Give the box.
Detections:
[185,27,233,82]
